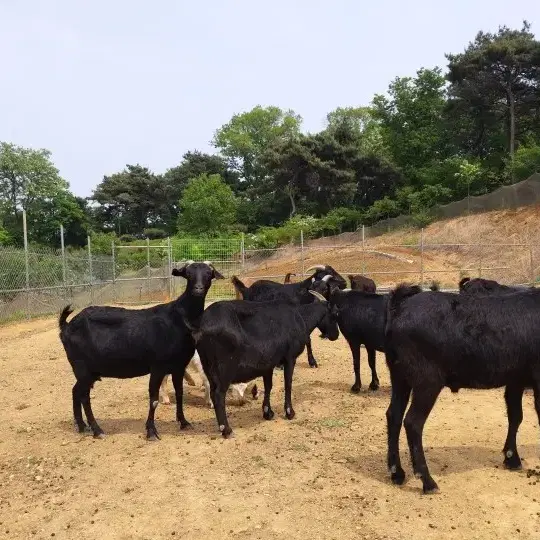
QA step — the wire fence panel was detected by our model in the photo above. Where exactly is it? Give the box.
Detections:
[1,219,539,323]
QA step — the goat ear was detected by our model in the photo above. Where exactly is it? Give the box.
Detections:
[212,268,225,280]
[172,266,187,278]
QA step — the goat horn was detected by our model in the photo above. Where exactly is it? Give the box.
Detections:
[321,275,332,283]
[306,265,326,272]
[309,290,327,303]
[185,259,195,266]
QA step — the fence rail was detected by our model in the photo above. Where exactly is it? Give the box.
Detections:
[1,212,538,323]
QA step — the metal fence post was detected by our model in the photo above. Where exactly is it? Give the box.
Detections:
[529,243,535,286]
[146,237,151,300]
[167,237,173,300]
[23,209,30,320]
[300,230,305,277]
[87,235,94,305]
[111,241,116,303]
[420,228,425,289]
[241,233,245,272]
[60,224,67,303]
[362,225,366,275]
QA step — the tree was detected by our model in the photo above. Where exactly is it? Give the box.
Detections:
[372,68,449,184]
[177,174,238,236]
[507,145,540,181]
[446,22,540,163]
[92,164,167,234]
[0,142,87,246]
[326,106,392,161]
[0,142,69,219]
[162,151,239,230]
[212,105,302,185]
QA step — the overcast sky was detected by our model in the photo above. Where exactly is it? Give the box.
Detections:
[1,1,537,197]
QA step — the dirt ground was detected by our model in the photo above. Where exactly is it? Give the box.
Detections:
[1,316,539,540]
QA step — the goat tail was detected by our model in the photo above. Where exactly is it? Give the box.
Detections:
[458,277,471,290]
[429,280,440,292]
[231,275,248,299]
[59,305,73,335]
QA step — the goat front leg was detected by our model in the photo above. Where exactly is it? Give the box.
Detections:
[306,337,318,368]
[145,370,166,441]
[367,348,380,391]
[171,368,192,430]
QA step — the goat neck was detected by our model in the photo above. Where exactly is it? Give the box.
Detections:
[297,302,327,332]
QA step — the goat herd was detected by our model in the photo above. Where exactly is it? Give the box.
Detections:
[57,260,540,494]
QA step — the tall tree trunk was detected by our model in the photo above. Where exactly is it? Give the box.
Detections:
[507,84,516,161]
[286,185,296,218]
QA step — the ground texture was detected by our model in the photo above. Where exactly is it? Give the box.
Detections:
[1,316,539,539]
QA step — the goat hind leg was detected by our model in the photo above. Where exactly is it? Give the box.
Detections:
[72,381,88,433]
[503,383,525,470]
[80,379,104,439]
[262,371,274,420]
[386,372,411,485]
[403,386,442,494]
[159,374,170,405]
[367,347,380,391]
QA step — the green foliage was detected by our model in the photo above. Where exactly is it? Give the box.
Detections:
[0,226,12,244]
[92,164,167,234]
[507,145,540,181]
[212,105,302,184]
[177,174,238,236]
[373,68,449,184]
[320,207,363,233]
[143,228,167,239]
[363,197,401,224]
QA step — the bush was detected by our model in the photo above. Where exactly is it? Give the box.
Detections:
[507,145,540,181]
[119,234,136,243]
[143,228,167,240]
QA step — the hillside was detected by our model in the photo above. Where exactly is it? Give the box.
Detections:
[242,204,540,289]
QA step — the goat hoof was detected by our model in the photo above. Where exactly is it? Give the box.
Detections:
[351,384,361,394]
[146,428,160,441]
[285,408,295,420]
[179,421,193,430]
[369,381,380,391]
[422,483,440,495]
[503,457,522,471]
[93,431,105,440]
[221,428,234,439]
[263,409,275,421]
[390,467,405,485]
[251,384,259,400]
[77,423,89,433]
[309,361,318,368]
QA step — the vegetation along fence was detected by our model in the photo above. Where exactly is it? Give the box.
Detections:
[1,216,539,324]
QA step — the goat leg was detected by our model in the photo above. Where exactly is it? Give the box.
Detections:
[171,369,192,430]
[306,338,318,368]
[145,370,166,441]
[283,359,296,420]
[80,379,104,439]
[502,383,524,470]
[262,371,275,420]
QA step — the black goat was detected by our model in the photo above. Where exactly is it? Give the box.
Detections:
[231,264,346,368]
[58,261,224,440]
[459,276,530,294]
[385,283,540,494]
[189,291,340,438]
[348,274,376,293]
[316,282,386,392]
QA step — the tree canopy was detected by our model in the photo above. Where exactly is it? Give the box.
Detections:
[1,22,539,249]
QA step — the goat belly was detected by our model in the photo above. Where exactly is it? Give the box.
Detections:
[94,362,151,379]
[232,364,267,383]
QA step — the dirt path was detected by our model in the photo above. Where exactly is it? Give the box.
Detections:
[1,317,539,539]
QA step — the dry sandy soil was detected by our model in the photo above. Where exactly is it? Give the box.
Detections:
[1,316,540,540]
